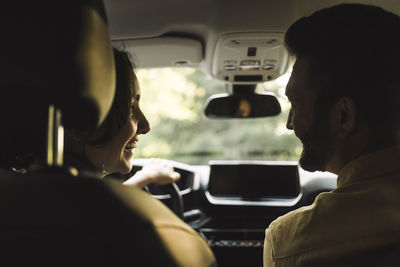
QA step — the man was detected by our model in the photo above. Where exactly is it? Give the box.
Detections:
[264,4,400,267]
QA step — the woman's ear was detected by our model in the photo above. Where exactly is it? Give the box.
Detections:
[330,96,357,139]
[65,128,86,142]
[64,128,91,156]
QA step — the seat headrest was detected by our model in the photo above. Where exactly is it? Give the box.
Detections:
[0,1,115,131]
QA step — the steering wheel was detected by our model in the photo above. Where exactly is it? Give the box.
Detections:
[111,166,184,220]
[112,166,184,219]
[158,183,184,219]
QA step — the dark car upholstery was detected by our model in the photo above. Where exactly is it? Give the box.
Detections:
[0,1,215,266]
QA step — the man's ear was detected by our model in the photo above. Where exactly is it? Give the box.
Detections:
[330,96,357,139]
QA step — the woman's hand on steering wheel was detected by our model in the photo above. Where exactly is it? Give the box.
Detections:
[123,158,181,189]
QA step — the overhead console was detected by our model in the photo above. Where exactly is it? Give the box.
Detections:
[206,161,301,206]
[211,32,290,83]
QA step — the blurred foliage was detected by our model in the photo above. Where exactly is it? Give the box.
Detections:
[135,68,301,165]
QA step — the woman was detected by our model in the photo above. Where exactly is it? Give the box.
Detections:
[65,48,180,188]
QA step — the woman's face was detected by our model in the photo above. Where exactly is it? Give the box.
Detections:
[85,74,150,176]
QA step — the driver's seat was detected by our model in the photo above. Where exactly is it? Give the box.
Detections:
[0,1,215,266]
[0,170,214,266]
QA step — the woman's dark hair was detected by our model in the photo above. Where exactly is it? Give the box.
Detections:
[285,4,400,136]
[85,48,136,145]
[0,48,136,169]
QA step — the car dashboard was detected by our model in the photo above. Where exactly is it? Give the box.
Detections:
[113,159,337,267]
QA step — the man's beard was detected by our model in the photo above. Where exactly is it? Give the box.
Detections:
[299,142,329,172]
[298,116,334,172]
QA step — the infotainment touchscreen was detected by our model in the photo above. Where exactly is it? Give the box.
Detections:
[208,162,300,198]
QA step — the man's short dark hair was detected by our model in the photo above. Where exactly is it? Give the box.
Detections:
[285,4,400,138]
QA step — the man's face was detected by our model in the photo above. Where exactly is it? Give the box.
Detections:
[285,58,333,172]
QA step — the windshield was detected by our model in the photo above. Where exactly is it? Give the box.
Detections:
[135,68,301,165]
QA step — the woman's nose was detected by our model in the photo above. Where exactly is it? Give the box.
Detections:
[137,110,150,134]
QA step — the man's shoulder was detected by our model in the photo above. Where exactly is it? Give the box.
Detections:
[265,179,400,264]
[266,191,338,258]
[268,191,331,235]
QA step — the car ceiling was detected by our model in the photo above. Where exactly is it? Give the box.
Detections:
[104,0,400,77]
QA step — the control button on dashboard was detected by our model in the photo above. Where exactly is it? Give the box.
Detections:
[241,60,260,66]
[224,60,237,65]
[247,47,257,57]
[240,60,260,70]
[255,241,263,247]
[224,65,237,71]
[263,64,275,70]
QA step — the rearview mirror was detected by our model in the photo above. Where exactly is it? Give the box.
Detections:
[204,93,281,119]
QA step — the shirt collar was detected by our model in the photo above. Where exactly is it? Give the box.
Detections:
[337,144,400,188]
